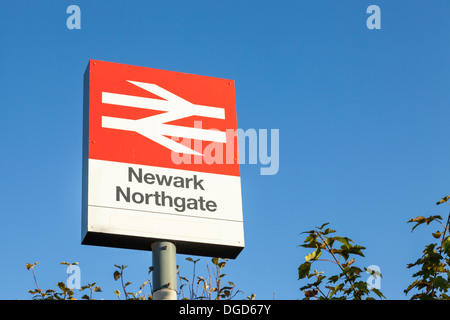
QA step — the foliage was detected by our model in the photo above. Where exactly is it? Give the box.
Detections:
[178,257,254,300]
[26,257,252,300]
[404,195,450,300]
[26,262,101,300]
[112,264,153,300]
[297,223,384,300]
[25,194,450,300]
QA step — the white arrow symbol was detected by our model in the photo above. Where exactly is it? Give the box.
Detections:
[101,81,226,156]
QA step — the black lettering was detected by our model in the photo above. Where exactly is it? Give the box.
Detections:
[198,196,206,210]
[160,191,173,207]
[116,186,130,202]
[186,198,198,210]
[173,176,185,188]
[145,193,154,204]
[193,175,204,190]
[144,173,155,184]
[132,191,144,204]
[128,167,142,183]
[128,167,205,190]
[116,185,216,213]
[174,197,186,212]
[206,200,217,212]
[154,191,162,206]
[156,174,172,186]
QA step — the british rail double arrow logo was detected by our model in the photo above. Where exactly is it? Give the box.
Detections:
[101,81,226,156]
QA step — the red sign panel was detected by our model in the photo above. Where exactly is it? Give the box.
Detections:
[86,59,240,176]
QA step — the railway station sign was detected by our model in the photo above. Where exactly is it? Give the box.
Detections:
[81,60,244,258]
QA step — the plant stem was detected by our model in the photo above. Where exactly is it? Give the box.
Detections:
[30,267,45,299]
[316,231,360,299]
[120,269,128,299]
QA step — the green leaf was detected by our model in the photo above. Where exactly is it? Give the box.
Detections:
[427,215,443,224]
[443,237,450,256]
[408,215,442,232]
[335,237,352,249]
[305,248,321,262]
[407,216,427,232]
[140,280,149,290]
[300,243,319,248]
[433,276,448,291]
[436,196,450,205]
[347,245,366,257]
[326,237,336,248]
[304,289,319,299]
[113,270,121,281]
[371,288,385,299]
[26,262,39,270]
[316,223,330,230]
[365,267,382,278]
[212,258,219,266]
[432,231,442,239]
[329,283,344,298]
[298,262,311,279]
[327,275,339,283]
[342,258,355,268]
[57,282,67,292]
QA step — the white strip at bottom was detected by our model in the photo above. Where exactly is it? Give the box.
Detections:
[86,205,245,248]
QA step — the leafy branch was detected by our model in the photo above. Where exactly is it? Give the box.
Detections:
[113,264,153,300]
[298,223,384,300]
[26,262,101,300]
[404,195,450,300]
[178,257,252,300]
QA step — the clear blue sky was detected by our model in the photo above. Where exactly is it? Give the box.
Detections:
[1,0,450,300]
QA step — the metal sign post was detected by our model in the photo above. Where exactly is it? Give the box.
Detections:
[152,241,177,300]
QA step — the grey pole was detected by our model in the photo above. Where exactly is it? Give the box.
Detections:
[151,241,177,300]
